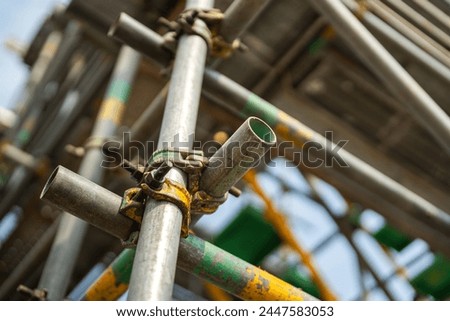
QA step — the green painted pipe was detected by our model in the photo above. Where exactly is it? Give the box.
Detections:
[178,235,317,301]
[84,235,317,301]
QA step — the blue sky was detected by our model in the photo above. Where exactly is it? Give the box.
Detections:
[0,0,68,109]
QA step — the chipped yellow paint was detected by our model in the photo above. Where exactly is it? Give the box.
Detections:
[124,207,142,224]
[121,187,143,223]
[240,267,305,301]
[275,111,314,148]
[84,267,128,301]
[97,98,125,125]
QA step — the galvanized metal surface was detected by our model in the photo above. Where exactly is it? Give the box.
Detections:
[108,13,172,67]
[38,46,141,300]
[200,117,276,198]
[40,166,133,240]
[368,0,450,66]
[178,235,317,301]
[307,0,450,155]
[102,12,450,252]
[1,0,450,302]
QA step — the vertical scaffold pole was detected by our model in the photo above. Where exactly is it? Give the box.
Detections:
[126,0,214,301]
[219,0,270,42]
[38,46,141,300]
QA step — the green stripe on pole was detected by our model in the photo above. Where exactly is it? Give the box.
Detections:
[308,38,328,55]
[107,79,132,102]
[17,129,31,146]
[111,248,135,285]
[242,94,279,127]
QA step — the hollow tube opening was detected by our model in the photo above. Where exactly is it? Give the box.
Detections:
[248,117,276,144]
[40,166,60,199]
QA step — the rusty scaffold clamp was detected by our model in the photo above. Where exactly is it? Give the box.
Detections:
[159,7,244,59]
[119,148,229,243]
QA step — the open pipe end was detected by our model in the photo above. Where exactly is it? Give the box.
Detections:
[107,12,126,38]
[247,117,277,146]
[40,166,61,200]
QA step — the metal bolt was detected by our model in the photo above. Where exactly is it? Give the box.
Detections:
[147,161,173,190]
[122,159,144,182]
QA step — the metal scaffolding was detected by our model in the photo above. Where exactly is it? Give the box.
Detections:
[0,0,449,302]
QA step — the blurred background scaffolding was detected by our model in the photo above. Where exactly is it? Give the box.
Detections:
[0,0,449,301]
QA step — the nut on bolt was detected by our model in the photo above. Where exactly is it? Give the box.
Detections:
[146,161,173,190]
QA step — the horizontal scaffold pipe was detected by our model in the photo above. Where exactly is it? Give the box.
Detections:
[40,166,318,301]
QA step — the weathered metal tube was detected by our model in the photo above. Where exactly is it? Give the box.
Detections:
[301,160,450,258]
[367,0,450,66]
[410,0,450,33]
[108,13,172,67]
[0,167,33,220]
[126,0,214,301]
[0,53,112,221]
[178,235,317,301]
[32,52,112,155]
[40,166,134,240]
[200,117,276,198]
[39,46,141,300]
[41,171,317,301]
[12,31,62,124]
[382,0,450,48]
